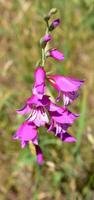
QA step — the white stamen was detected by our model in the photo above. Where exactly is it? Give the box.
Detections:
[28,109,37,122]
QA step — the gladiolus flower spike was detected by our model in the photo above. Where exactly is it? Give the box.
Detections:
[13,8,84,165]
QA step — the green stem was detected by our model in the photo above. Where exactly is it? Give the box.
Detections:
[41,48,45,66]
[41,20,49,67]
[46,21,49,34]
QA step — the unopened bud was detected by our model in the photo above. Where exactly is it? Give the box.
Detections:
[44,8,58,22]
[49,19,60,31]
[44,14,50,22]
[46,48,64,61]
[40,34,52,48]
[49,8,57,15]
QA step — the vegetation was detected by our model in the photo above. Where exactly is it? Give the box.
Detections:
[0,0,94,199]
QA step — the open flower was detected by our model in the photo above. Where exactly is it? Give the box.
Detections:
[27,95,50,127]
[17,67,50,127]
[47,74,84,105]
[13,121,43,165]
[13,121,38,148]
[47,124,77,142]
[47,102,79,124]
[46,102,78,142]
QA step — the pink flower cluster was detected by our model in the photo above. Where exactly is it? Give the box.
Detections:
[13,17,84,165]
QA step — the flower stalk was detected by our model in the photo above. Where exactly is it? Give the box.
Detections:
[41,48,45,66]
[13,8,84,165]
[41,19,50,66]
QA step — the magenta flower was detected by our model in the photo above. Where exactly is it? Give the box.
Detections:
[17,67,50,127]
[49,19,60,31]
[48,124,77,142]
[47,102,79,125]
[47,102,78,142]
[48,48,64,61]
[32,66,46,97]
[13,121,38,148]
[14,65,83,164]
[48,103,78,143]
[17,96,50,128]
[13,121,43,165]
[47,74,84,105]
[27,95,50,127]
[14,12,84,165]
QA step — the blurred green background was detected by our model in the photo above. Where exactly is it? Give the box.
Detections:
[0,0,94,199]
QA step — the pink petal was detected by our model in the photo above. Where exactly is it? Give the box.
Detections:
[48,75,84,92]
[13,122,37,142]
[27,95,50,107]
[21,141,28,148]
[32,67,46,95]
[43,34,52,42]
[49,49,64,61]
[16,104,31,115]
[48,102,78,125]
[63,91,79,106]
[61,132,77,142]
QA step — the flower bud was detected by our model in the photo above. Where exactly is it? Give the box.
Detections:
[49,19,60,31]
[49,8,57,15]
[44,8,57,22]
[44,14,50,22]
[40,34,52,48]
[46,48,64,61]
